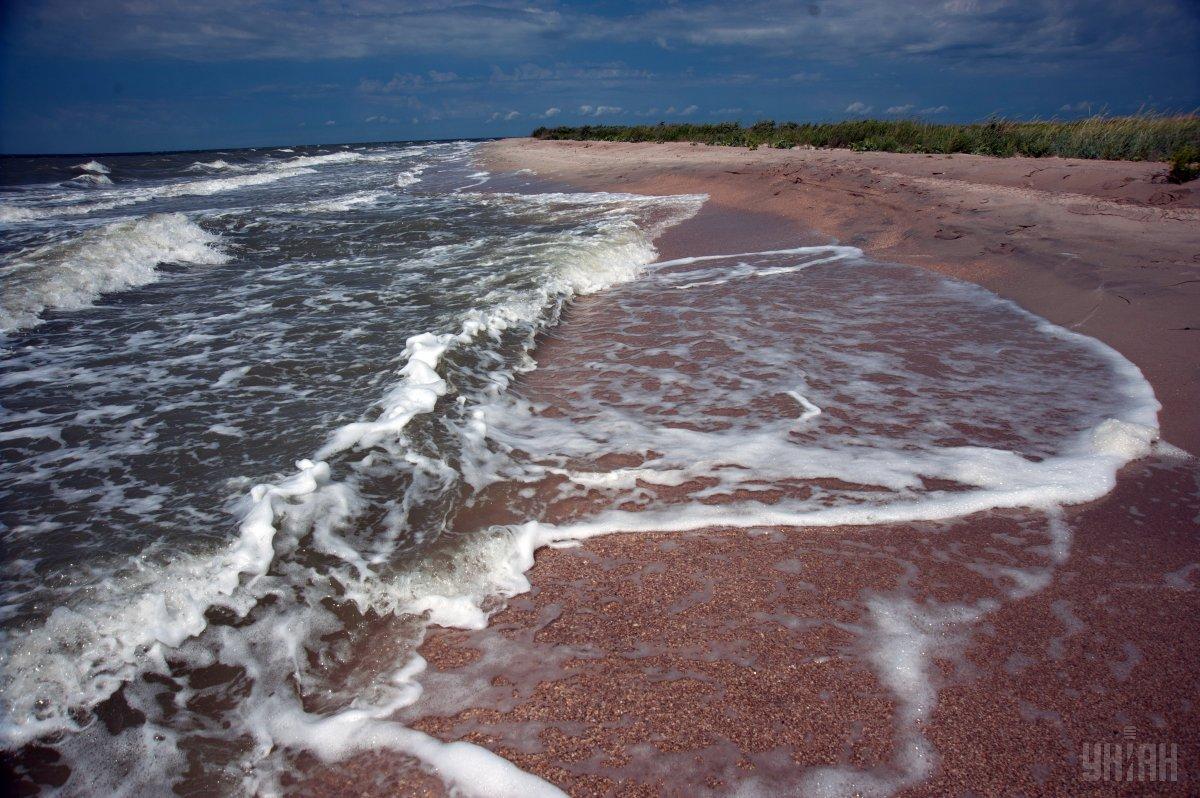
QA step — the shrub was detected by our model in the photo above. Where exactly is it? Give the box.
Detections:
[1168,145,1200,183]
[529,115,1200,162]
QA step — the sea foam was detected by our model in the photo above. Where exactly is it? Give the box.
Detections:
[0,142,1168,797]
[0,213,228,332]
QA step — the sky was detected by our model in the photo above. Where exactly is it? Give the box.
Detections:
[1,0,1197,154]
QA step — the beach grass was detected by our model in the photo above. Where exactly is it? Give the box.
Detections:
[531,115,1200,165]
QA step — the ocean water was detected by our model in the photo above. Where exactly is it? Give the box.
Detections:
[0,141,1161,795]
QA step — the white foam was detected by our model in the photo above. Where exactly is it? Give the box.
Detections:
[0,185,706,795]
[786,389,822,422]
[185,159,244,172]
[0,213,228,332]
[212,365,251,388]
[3,180,1162,797]
[0,150,384,224]
[293,189,389,212]
[0,460,331,746]
[395,165,426,188]
[72,160,110,174]
[67,173,114,187]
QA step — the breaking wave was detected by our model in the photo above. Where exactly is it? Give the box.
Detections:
[0,213,228,332]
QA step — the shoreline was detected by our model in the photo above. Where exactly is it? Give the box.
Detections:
[358,141,1200,796]
[481,138,1200,454]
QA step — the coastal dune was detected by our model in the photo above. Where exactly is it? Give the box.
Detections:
[329,139,1200,796]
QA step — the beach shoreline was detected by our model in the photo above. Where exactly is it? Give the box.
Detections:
[481,138,1200,454]
[342,140,1200,796]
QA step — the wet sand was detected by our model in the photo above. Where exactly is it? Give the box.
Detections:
[309,142,1199,795]
[484,139,1200,455]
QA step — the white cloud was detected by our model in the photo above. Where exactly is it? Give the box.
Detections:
[324,119,336,125]
[1058,100,1093,113]
[661,104,699,116]
[358,69,464,94]
[845,101,872,114]
[577,104,622,116]
[918,104,950,114]
[504,110,521,120]
[544,106,560,117]
[490,62,652,83]
[886,104,915,114]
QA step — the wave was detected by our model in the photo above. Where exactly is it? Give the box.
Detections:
[1,163,1163,795]
[395,166,425,188]
[0,213,228,332]
[0,168,318,223]
[289,189,391,213]
[0,151,396,224]
[65,174,114,187]
[0,190,706,760]
[72,160,110,174]
[184,159,244,172]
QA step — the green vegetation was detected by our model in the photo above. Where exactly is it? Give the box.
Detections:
[530,115,1200,164]
[1168,144,1200,183]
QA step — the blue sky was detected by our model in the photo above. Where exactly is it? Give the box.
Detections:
[1,0,1197,154]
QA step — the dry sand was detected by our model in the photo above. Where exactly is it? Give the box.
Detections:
[305,141,1199,796]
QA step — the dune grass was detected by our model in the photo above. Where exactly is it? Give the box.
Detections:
[530,115,1200,167]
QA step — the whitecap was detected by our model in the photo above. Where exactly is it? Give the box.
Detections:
[0,213,228,332]
[71,160,110,174]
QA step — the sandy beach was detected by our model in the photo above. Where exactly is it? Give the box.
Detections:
[316,139,1200,797]
[483,139,1200,454]
[4,1,1198,793]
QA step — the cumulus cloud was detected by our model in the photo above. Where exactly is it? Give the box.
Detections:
[886,104,915,114]
[919,104,950,114]
[578,104,623,116]
[845,101,872,114]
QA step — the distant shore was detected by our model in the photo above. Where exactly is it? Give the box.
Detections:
[482,137,1200,453]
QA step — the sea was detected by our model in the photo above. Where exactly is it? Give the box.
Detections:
[0,140,1162,795]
